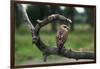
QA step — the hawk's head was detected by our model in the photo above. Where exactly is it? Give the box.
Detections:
[60,24,70,31]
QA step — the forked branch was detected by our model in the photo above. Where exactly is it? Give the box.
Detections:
[17,4,94,62]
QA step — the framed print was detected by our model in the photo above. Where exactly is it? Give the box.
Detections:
[11,0,96,69]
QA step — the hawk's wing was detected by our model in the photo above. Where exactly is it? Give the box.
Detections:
[62,30,68,43]
[56,28,67,47]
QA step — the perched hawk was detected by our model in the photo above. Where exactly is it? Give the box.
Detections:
[56,24,69,53]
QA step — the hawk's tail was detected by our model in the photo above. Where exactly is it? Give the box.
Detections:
[58,47,61,53]
[58,44,63,53]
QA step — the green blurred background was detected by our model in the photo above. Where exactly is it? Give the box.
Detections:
[15,4,95,65]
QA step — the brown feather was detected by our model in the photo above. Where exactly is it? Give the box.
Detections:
[56,24,69,52]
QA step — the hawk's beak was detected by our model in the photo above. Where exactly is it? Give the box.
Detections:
[67,27,70,30]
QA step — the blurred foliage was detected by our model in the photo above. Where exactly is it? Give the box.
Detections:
[15,4,95,31]
[85,7,95,27]
[26,5,49,26]
[15,4,95,65]
[15,5,22,28]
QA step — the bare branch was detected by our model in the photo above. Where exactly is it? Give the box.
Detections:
[36,14,72,28]
[17,4,35,30]
[42,47,94,61]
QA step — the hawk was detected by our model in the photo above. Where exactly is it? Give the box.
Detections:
[56,24,70,53]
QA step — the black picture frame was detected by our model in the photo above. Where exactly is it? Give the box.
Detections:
[11,0,96,69]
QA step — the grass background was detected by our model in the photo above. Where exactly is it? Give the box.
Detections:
[15,23,95,65]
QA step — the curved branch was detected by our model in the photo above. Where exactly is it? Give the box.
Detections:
[32,14,94,61]
[36,14,72,28]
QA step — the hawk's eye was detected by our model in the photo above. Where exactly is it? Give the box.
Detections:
[63,26,66,28]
